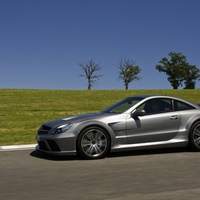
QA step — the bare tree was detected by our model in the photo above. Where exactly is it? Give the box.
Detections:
[117,58,141,90]
[78,60,103,90]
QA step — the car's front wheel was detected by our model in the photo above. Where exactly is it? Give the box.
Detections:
[77,126,110,159]
[189,121,200,151]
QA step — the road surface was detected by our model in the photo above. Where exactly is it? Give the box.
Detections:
[0,148,200,200]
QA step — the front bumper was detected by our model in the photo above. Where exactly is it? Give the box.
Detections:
[35,145,76,156]
[35,133,77,156]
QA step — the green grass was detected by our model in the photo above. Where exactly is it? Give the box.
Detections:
[1,89,200,145]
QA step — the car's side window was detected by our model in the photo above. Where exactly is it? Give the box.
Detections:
[174,100,195,111]
[137,98,173,114]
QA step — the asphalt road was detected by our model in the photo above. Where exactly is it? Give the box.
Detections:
[1,148,200,200]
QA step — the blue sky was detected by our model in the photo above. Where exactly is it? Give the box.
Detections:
[0,0,200,90]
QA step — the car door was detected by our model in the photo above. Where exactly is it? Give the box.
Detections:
[126,98,181,144]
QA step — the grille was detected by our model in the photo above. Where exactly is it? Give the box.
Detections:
[38,141,48,151]
[38,125,51,134]
[47,140,61,151]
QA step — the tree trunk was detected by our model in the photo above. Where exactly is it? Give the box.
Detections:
[88,78,91,90]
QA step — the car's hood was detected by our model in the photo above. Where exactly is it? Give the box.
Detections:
[43,112,117,128]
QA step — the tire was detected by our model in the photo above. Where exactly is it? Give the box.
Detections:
[77,126,110,159]
[189,121,200,151]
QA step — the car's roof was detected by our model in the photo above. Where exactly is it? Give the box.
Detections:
[131,94,199,108]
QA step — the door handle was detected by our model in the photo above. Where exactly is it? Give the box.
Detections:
[170,115,178,120]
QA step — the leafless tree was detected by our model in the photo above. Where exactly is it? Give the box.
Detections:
[79,60,103,90]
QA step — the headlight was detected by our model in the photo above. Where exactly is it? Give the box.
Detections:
[51,124,72,134]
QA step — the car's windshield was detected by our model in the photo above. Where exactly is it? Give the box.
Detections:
[101,97,143,113]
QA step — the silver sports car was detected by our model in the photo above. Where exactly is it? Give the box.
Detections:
[35,95,200,159]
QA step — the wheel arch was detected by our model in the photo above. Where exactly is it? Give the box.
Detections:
[188,119,200,137]
[186,116,200,138]
[75,123,115,159]
[75,121,116,149]
[188,118,200,151]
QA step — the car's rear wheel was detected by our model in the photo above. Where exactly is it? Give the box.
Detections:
[189,121,200,151]
[77,126,110,159]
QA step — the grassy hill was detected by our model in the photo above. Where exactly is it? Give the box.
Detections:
[1,89,200,145]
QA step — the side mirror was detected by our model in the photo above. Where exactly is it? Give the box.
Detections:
[131,109,146,118]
